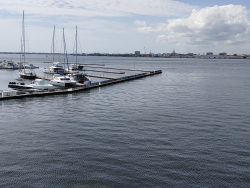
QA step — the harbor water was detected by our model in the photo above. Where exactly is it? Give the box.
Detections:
[0,54,250,187]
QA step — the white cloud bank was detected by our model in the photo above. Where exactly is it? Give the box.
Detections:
[153,4,250,52]
[0,0,197,17]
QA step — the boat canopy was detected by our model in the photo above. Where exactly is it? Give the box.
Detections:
[53,62,60,64]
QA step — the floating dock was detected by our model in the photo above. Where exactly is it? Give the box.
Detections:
[0,70,162,100]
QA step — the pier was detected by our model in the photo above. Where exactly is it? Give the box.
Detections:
[0,70,162,100]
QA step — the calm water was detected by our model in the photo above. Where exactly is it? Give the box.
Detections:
[0,55,250,187]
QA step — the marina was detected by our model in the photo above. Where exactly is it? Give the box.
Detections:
[0,69,162,100]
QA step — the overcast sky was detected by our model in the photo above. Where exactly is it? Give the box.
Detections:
[1,0,250,54]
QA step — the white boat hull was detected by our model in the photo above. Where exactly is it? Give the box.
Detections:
[31,84,53,89]
[30,79,54,89]
[50,80,76,87]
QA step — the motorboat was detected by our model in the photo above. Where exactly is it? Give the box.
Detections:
[44,62,65,74]
[50,74,76,87]
[30,79,53,89]
[8,81,33,89]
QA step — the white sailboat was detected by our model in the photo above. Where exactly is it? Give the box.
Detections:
[67,26,91,87]
[50,28,76,87]
[19,11,36,79]
[44,25,65,74]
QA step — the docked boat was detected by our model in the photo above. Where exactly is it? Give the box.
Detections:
[65,26,91,88]
[0,60,18,69]
[30,79,53,89]
[68,72,91,87]
[50,74,76,87]
[8,81,33,89]
[19,71,36,79]
[67,63,83,72]
[67,26,84,73]
[50,28,77,88]
[44,62,65,74]
[44,26,65,74]
[19,11,36,79]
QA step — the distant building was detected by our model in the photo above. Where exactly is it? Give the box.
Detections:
[206,52,213,55]
[171,49,176,55]
[219,52,227,56]
[135,51,140,55]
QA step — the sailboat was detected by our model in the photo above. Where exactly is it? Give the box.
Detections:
[19,11,36,79]
[50,28,76,87]
[67,26,91,86]
[44,25,65,74]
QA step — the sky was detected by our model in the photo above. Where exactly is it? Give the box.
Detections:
[1,0,250,54]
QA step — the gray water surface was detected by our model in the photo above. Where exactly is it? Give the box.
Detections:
[0,55,249,187]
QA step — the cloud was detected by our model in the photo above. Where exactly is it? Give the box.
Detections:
[156,4,250,48]
[134,20,147,26]
[134,21,168,33]
[0,0,197,17]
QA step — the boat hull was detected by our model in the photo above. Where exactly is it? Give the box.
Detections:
[20,74,37,79]
[8,83,33,89]
[31,85,53,89]
[19,72,36,79]
[50,81,76,87]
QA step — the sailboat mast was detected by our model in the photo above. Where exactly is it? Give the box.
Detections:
[63,28,69,72]
[75,25,77,65]
[53,25,55,62]
[22,10,25,67]
[20,36,23,72]
[63,28,65,70]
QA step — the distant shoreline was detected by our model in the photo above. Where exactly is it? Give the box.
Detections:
[0,52,249,59]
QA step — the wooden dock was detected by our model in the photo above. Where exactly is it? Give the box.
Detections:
[0,70,162,100]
